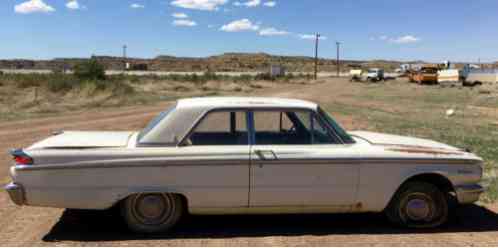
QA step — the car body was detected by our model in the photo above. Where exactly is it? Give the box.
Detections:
[366,68,384,82]
[413,66,439,84]
[5,97,484,233]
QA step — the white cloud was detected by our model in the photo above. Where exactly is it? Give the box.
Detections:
[130,3,145,8]
[173,19,197,26]
[172,12,188,18]
[299,34,328,40]
[390,35,420,44]
[66,0,80,10]
[379,35,388,40]
[14,0,55,14]
[220,19,259,32]
[171,0,228,11]
[263,1,276,7]
[244,0,260,7]
[233,0,261,7]
[259,27,289,36]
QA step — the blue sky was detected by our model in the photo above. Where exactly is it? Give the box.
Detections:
[2,0,498,62]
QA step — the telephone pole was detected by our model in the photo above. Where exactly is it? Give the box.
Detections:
[314,34,320,80]
[336,41,341,77]
[123,45,127,59]
[123,45,127,71]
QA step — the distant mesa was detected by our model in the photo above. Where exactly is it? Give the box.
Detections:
[0,53,406,72]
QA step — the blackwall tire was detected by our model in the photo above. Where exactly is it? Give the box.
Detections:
[386,182,449,228]
[121,193,184,234]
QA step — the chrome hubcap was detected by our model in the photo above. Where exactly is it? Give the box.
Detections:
[138,195,165,219]
[132,194,172,225]
[406,198,430,221]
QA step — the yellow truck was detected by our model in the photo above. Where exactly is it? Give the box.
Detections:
[412,65,439,84]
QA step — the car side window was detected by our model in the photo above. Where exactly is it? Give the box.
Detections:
[253,110,339,145]
[186,111,248,146]
[312,115,339,144]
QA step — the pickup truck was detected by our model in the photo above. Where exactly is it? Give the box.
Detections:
[413,66,438,84]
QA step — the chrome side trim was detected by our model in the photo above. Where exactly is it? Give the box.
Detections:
[14,157,481,171]
[4,182,25,206]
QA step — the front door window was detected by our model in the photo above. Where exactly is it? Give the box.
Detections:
[253,110,339,145]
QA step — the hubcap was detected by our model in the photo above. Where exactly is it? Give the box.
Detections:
[406,198,431,221]
[132,194,172,225]
[137,195,165,219]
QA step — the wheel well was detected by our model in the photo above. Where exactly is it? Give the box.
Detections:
[111,192,189,212]
[384,173,455,212]
[403,173,455,194]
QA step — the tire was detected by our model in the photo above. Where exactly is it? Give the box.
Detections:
[121,193,184,233]
[386,181,449,228]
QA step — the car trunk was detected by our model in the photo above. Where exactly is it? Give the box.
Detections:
[27,131,135,150]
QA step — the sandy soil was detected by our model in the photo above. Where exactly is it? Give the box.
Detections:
[1,79,497,246]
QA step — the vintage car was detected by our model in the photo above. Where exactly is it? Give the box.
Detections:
[5,97,484,233]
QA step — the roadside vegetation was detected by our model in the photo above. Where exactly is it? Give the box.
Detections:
[0,61,313,120]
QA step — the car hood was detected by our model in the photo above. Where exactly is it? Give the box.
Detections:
[349,131,460,151]
[28,131,135,150]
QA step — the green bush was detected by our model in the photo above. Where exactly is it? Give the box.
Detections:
[46,75,77,92]
[255,73,276,81]
[73,59,106,81]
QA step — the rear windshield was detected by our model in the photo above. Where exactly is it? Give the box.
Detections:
[138,104,176,141]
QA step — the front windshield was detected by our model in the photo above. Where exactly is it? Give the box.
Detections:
[318,107,355,144]
[138,104,176,141]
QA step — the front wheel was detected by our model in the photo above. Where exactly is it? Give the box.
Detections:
[386,182,449,228]
[121,193,185,233]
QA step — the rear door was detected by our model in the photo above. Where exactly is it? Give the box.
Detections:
[248,109,358,210]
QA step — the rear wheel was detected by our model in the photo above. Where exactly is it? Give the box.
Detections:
[386,182,449,228]
[121,193,184,233]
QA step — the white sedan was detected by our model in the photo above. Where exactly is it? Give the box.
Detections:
[5,97,484,233]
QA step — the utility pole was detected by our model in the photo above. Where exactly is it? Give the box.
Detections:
[314,33,320,80]
[123,45,127,59]
[336,41,341,77]
[123,45,127,71]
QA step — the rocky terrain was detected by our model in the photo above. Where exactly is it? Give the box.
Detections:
[0,53,405,72]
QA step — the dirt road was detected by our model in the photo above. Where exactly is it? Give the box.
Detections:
[1,80,497,246]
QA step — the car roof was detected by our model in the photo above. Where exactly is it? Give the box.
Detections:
[176,97,318,110]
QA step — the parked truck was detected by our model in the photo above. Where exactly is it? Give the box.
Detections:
[461,64,497,86]
[366,68,384,82]
[412,65,438,84]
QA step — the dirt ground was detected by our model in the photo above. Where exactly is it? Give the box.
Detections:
[1,78,497,246]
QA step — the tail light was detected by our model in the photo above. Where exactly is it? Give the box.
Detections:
[11,149,34,165]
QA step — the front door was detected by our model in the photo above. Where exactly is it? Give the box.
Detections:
[249,110,359,211]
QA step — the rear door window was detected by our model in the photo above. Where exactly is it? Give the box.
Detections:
[185,111,248,146]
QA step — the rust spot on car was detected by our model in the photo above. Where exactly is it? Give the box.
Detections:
[386,147,463,156]
[354,202,363,210]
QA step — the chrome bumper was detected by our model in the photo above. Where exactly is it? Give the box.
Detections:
[455,184,485,204]
[4,182,25,206]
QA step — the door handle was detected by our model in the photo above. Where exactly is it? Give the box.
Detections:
[255,150,277,161]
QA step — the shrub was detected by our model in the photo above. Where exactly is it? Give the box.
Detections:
[16,74,42,88]
[46,76,76,92]
[255,73,276,81]
[73,59,106,81]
